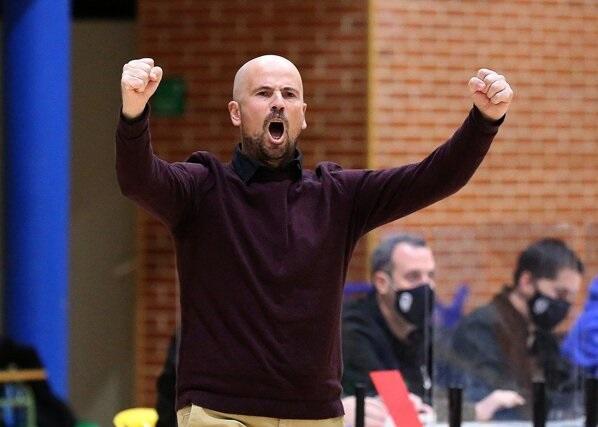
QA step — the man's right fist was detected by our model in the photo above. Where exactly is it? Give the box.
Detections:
[121,58,163,120]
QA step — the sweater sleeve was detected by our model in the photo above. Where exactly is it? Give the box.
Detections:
[115,106,209,228]
[349,107,502,235]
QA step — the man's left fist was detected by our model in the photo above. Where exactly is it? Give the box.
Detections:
[469,69,514,121]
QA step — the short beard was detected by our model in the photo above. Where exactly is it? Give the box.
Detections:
[241,134,296,169]
[241,114,297,168]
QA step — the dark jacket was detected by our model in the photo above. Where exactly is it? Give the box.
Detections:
[451,287,579,420]
[341,292,429,400]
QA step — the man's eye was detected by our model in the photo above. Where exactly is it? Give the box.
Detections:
[285,92,296,98]
[404,272,421,283]
[257,91,269,97]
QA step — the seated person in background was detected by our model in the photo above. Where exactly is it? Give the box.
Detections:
[340,234,500,425]
[451,238,584,421]
[341,233,435,426]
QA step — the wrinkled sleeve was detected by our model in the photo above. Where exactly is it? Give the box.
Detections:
[349,107,503,235]
[115,107,209,228]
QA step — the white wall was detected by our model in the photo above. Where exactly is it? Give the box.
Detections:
[70,20,136,426]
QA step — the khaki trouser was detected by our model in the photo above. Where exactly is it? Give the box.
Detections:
[177,405,343,427]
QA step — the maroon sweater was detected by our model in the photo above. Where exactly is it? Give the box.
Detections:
[115,106,502,419]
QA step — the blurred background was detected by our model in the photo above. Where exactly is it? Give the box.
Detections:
[0,0,596,425]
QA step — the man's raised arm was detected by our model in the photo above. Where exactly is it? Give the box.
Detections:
[116,58,208,228]
[347,68,514,234]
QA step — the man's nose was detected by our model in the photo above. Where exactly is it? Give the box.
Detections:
[270,91,285,111]
[422,273,435,286]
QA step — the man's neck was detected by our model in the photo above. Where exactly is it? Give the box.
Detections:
[239,145,274,168]
[240,142,291,170]
[508,287,531,320]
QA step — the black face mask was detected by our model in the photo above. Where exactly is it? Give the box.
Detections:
[528,290,570,330]
[395,284,435,331]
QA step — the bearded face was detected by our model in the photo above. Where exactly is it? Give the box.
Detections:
[241,107,297,168]
[228,56,307,169]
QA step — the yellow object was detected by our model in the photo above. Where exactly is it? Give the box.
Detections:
[113,407,158,427]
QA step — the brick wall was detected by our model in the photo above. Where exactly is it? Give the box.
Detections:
[133,0,597,405]
[369,0,598,320]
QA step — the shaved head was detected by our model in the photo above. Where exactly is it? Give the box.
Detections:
[232,55,303,102]
[228,55,307,169]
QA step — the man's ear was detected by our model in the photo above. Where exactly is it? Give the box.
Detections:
[518,271,536,297]
[373,271,392,295]
[228,101,241,127]
[301,102,307,130]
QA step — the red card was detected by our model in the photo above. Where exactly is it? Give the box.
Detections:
[369,370,422,427]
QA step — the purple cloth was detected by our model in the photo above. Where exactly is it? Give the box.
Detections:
[115,106,500,419]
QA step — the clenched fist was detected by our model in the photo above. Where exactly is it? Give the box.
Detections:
[469,68,513,121]
[121,58,163,120]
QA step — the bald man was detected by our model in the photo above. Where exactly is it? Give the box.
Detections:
[116,55,513,427]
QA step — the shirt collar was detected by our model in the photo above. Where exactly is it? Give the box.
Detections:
[232,144,303,183]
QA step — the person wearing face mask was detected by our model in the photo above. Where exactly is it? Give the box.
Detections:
[340,234,436,426]
[450,238,584,421]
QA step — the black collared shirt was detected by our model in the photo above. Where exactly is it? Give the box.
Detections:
[231,144,303,183]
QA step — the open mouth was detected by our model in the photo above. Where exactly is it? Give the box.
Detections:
[268,121,285,141]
